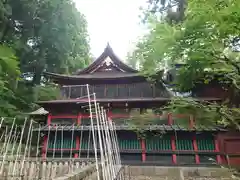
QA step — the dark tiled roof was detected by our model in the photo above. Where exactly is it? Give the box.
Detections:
[33,124,227,132]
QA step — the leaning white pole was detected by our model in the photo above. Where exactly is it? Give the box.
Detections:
[107,117,118,172]
[93,95,105,180]
[10,126,18,157]
[86,84,100,180]
[0,126,8,156]
[97,104,110,180]
[108,116,121,168]
[70,123,75,172]
[12,118,27,176]
[53,125,58,159]
[61,126,64,159]
[101,107,115,179]
[0,118,16,174]
[27,123,33,160]
[0,117,4,129]
[20,119,33,176]
[112,121,122,178]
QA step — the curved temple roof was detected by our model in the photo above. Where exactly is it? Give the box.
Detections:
[43,44,142,84]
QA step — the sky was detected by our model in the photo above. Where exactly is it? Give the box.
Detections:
[75,0,147,60]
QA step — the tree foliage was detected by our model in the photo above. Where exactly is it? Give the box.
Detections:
[131,0,240,127]
[0,0,90,119]
[144,0,187,23]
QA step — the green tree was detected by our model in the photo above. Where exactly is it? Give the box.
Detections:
[132,0,240,127]
[142,0,187,23]
[0,0,90,84]
[0,0,91,119]
[16,0,90,84]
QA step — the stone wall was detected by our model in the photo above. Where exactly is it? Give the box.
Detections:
[53,163,100,180]
[123,166,236,180]
[0,159,94,180]
[48,164,237,180]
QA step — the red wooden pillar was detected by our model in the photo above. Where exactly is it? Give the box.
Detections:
[74,113,81,158]
[193,136,200,164]
[107,110,112,119]
[189,115,194,129]
[171,136,177,164]
[42,114,52,159]
[190,115,200,164]
[47,113,52,125]
[168,113,177,164]
[141,139,146,162]
[214,136,221,164]
[167,113,173,125]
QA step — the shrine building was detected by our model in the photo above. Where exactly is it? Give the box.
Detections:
[37,44,240,166]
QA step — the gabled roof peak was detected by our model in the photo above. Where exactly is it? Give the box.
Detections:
[75,43,138,75]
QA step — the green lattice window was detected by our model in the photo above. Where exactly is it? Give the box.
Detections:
[48,138,76,149]
[197,137,215,151]
[146,136,171,151]
[176,139,193,150]
[118,139,140,149]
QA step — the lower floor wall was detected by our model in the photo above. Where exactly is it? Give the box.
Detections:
[123,166,234,180]
[41,131,240,166]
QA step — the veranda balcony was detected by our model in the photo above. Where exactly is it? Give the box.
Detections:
[59,83,170,100]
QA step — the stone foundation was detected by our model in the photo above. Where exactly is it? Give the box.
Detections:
[123,166,235,180]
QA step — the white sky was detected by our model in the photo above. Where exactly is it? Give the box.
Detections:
[75,0,147,59]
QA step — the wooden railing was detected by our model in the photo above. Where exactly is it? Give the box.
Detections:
[60,83,169,99]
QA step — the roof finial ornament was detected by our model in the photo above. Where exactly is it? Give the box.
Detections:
[105,42,113,51]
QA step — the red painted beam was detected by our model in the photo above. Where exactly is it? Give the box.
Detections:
[193,136,200,164]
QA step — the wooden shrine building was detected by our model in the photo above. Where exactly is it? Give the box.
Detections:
[37,44,240,166]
